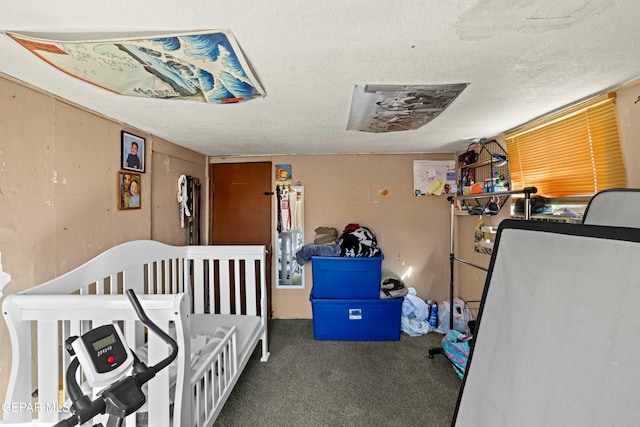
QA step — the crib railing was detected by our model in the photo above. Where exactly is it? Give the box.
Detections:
[2,241,268,425]
[186,245,269,364]
[186,245,266,317]
[190,325,238,427]
[3,294,190,426]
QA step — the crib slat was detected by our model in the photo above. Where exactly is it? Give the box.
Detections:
[175,258,181,293]
[207,259,215,313]
[166,259,173,294]
[178,257,185,294]
[193,258,205,313]
[96,279,105,295]
[147,320,171,427]
[110,274,118,294]
[62,321,72,402]
[166,259,172,294]
[67,318,84,386]
[68,319,82,337]
[161,259,167,293]
[169,258,176,293]
[155,261,163,294]
[124,265,145,295]
[124,317,144,356]
[195,379,203,427]
[143,262,150,295]
[218,260,231,315]
[231,328,238,375]
[244,260,258,316]
[149,261,156,294]
[233,260,242,314]
[37,321,59,423]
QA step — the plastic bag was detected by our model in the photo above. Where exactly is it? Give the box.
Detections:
[400,287,432,336]
[400,317,432,337]
[436,297,473,334]
[401,287,430,320]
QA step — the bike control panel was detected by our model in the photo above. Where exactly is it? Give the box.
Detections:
[71,324,134,388]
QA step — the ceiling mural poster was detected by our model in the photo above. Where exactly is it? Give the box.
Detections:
[347,83,468,133]
[7,30,265,104]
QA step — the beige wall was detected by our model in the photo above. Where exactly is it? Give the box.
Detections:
[211,154,456,319]
[151,139,207,245]
[2,70,640,415]
[212,81,640,318]
[614,81,640,186]
[0,75,206,410]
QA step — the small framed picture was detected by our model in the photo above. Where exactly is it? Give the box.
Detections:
[121,131,145,173]
[118,171,141,210]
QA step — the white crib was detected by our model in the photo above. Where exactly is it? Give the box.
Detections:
[1,241,270,426]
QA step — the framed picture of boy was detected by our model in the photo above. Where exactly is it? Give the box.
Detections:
[121,131,145,173]
[118,171,141,210]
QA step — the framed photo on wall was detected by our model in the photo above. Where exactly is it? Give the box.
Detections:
[118,171,141,210]
[121,131,145,172]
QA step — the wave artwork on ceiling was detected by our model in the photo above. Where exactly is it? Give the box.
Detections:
[7,30,265,104]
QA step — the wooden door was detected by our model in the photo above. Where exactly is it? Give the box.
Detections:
[210,162,273,317]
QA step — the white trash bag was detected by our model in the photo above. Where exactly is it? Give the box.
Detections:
[400,287,432,336]
[436,297,473,334]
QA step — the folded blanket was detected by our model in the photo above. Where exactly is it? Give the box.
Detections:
[380,268,409,298]
[314,226,338,244]
[295,243,341,265]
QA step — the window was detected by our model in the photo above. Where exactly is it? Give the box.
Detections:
[505,93,626,198]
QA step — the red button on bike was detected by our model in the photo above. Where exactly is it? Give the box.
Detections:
[107,355,115,363]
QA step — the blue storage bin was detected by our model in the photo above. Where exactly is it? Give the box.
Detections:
[310,294,402,341]
[311,255,383,299]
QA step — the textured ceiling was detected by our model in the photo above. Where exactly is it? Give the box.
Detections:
[1,0,640,156]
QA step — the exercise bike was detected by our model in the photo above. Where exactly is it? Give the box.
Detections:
[54,289,178,427]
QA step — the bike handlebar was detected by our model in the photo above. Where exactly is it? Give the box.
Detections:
[125,289,179,374]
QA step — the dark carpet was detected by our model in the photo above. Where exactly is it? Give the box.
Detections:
[214,319,461,427]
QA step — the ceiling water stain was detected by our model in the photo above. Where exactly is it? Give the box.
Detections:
[455,0,614,40]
